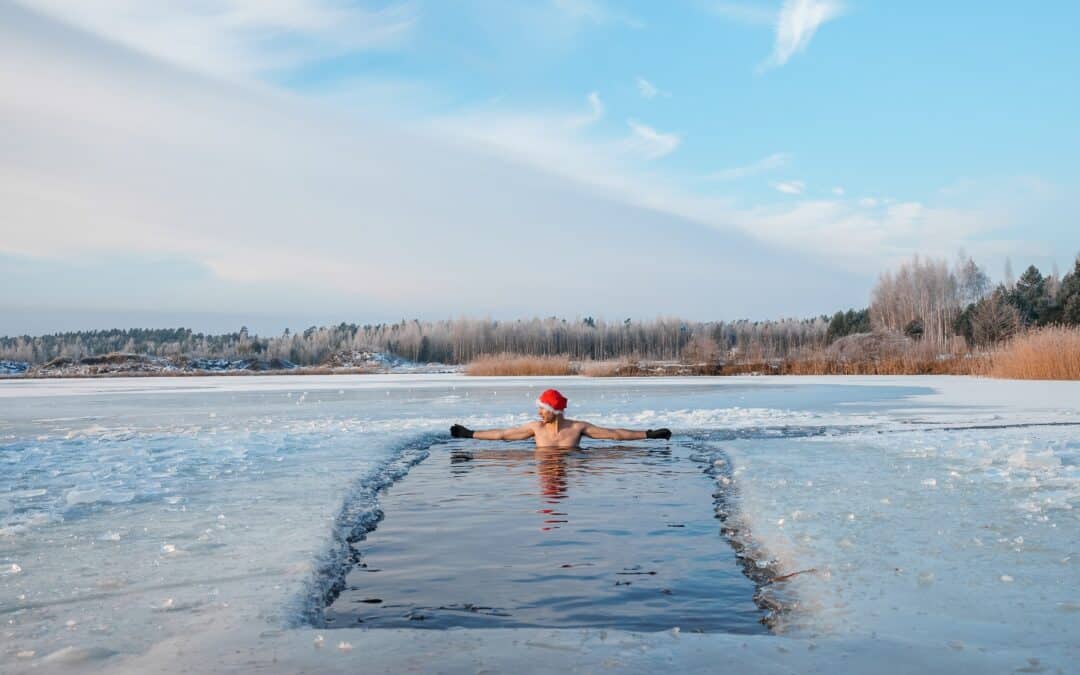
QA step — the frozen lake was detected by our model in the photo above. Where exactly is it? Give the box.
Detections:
[0,374,1077,673]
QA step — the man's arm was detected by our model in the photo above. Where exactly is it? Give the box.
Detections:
[451,423,536,441]
[581,424,671,441]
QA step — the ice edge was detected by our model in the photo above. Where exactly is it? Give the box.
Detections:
[689,434,798,632]
[289,432,443,627]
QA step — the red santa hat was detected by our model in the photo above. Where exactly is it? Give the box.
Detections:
[536,388,568,415]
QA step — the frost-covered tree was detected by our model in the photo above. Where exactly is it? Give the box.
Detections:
[870,256,961,348]
[955,255,991,304]
[680,333,721,365]
[1,316,836,366]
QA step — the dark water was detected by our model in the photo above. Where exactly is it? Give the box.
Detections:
[324,441,767,633]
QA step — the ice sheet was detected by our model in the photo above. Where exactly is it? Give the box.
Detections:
[1,374,1077,673]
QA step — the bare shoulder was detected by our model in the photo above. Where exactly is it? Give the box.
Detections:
[564,419,590,429]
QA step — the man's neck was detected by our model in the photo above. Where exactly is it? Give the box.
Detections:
[544,416,563,432]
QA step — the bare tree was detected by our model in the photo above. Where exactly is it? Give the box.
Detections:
[870,256,962,349]
[681,333,722,365]
[969,291,1020,347]
[955,255,990,304]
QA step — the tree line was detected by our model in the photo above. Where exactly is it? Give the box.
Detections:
[871,254,1080,349]
[3,254,1077,367]
[0,316,836,366]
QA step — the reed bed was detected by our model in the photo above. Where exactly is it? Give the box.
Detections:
[464,353,575,376]
[464,327,1080,380]
[578,359,635,377]
[775,336,981,375]
[779,357,984,375]
[985,326,1080,380]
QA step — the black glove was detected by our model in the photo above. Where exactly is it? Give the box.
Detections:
[450,424,474,439]
[646,428,671,440]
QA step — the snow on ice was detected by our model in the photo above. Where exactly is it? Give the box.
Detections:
[0,374,1076,673]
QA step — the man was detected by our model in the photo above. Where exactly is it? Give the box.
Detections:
[450,388,671,448]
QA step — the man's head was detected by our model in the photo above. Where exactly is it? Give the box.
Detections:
[536,388,568,423]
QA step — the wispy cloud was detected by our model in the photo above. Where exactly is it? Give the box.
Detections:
[732,198,1005,269]
[774,180,806,195]
[636,76,659,99]
[765,0,844,68]
[708,152,792,180]
[18,0,417,78]
[582,91,605,124]
[439,95,680,173]
[624,120,681,159]
[709,0,844,69]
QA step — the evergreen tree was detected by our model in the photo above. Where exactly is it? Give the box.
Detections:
[1058,257,1080,326]
[1008,265,1047,326]
[846,308,871,333]
[826,311,848,343]
[826,308,870,343]
[1064,294,1080,325]
[954,303,976,345]
[904,318,925,341]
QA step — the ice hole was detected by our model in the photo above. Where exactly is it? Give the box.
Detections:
[321,441,766,633]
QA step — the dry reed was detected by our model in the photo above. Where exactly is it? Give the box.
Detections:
[578,359,635,377]
[465,353,575,376]
[777,333,985,375]
[779,355,985,376]
[985,326,1080,380]
[462,327,1080,379]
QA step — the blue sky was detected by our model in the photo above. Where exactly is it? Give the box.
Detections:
[292,1,1079,197]
[2,1,1077,334]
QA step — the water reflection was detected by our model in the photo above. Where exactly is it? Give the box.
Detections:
[450,446,667,531]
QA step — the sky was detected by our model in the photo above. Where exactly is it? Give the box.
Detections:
[2,0,1077,335]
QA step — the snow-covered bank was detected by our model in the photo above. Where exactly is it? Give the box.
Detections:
[0,351,458,379]
[35,624,1045,675]
[1,375,1077,673]
[717,426,1077,643]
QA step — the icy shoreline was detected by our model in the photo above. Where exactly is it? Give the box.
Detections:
[0,351,459,379]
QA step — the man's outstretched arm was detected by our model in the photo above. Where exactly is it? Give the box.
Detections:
[582,424,671,440]
[451,423,535,441]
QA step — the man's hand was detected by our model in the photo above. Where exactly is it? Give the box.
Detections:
[450,424,475,439]
[645,428,672,440]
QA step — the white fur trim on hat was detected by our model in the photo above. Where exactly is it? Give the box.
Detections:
[536,399,564,414]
